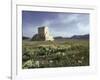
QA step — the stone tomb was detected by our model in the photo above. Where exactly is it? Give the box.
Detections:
[32,26,54,41]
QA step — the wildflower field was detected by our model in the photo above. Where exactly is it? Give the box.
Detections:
[22,39,89,69]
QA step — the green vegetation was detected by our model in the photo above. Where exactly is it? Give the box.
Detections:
[22,39,89,69]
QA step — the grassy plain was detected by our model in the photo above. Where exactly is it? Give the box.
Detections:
[22,39,89,69]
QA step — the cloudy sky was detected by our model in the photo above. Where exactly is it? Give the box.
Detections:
[22,11,89,38]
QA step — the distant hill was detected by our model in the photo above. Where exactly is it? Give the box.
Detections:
[71,34,89,39]
[54,34,89,40]
[54,36,64,39]
[23,34,89,41]
[22,36,30,40]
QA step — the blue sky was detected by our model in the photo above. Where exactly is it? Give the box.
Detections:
[22,11,89,38]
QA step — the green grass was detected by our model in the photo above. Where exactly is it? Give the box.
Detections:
[22,39,89,69]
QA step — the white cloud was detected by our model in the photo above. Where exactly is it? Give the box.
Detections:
[58,14,79,24]
[41,20,52,26]
[77,23,89,35]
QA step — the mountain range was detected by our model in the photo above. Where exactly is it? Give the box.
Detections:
[54,34,89,40]
[23,34,89,40]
